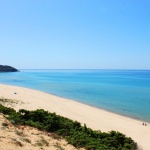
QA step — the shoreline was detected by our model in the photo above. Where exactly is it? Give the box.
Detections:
[0,83,150,150]
[2,83,149,124]
[3,83,149,124]
[56,94,150,124]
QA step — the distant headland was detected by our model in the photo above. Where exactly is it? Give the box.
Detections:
[0,65,19,72]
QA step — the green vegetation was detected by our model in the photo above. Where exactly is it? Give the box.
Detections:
[0,104,137,150]
[36,137,49,146]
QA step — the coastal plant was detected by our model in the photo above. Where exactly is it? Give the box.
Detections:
[0,104,137,150]
[0,103,16,115]
[35,140,43,147]
[39,137,49,146]
[11,138,23,147]
[2,122,8,127]
[54,145,65,150]
[19,137,31,143]
[15,130,24,136]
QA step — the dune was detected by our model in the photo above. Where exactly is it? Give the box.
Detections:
[0,113,84,150]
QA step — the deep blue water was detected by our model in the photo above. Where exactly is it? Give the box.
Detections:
[0,69,150,122]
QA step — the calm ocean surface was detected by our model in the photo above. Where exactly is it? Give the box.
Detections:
[0,69,150,122]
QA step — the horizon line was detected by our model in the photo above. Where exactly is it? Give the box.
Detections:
[19,68,150,71]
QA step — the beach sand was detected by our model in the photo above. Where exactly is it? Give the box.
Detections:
[0,84,149,150]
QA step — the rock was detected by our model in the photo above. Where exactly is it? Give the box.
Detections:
[0,65,19,72]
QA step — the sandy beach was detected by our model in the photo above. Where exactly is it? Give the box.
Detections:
[0,84,150,150]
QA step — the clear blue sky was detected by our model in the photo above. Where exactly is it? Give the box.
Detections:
[0,0,150,69]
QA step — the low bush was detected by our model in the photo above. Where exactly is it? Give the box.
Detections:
[0,103,137,150]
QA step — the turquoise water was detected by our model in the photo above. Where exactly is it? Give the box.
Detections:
[0,69,150,122]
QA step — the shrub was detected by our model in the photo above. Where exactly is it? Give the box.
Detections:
[0,104,137,150]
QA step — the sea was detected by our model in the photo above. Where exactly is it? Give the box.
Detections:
[0,69,150,122]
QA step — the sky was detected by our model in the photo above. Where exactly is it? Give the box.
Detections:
[0,0,150,69]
